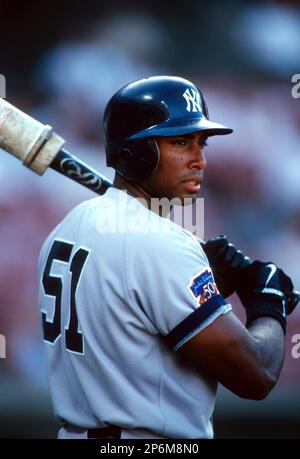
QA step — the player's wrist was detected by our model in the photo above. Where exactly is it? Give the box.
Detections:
[242,295,287,334]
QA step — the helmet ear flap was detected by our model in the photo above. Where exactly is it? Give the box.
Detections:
[120,148,134,162]
[106,138,159,181]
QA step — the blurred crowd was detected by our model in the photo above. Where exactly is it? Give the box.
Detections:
[0,2,299,395]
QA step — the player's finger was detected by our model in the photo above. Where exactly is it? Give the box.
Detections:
[219,243,236,263]
[230,250,248,269]
[201,236,228,255]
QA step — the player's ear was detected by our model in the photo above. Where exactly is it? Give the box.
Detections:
[106,138,159,181]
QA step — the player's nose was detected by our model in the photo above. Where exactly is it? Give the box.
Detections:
[188,142,207,170]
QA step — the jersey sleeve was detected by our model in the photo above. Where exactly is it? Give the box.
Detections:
[126,227,232,351]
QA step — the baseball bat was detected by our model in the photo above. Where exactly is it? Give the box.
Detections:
[50,149,112,194]
[0,98,112,195]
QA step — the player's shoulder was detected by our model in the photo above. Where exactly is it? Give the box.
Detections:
[38,197,94,248]
[126,208,206,264]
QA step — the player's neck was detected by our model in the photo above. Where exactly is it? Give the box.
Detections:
[113,174,169,217]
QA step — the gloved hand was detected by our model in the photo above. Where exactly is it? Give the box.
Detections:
[236,260,299,333]
[201,235,251,298]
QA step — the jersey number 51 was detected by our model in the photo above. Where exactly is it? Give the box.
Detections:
[41,239,90,354]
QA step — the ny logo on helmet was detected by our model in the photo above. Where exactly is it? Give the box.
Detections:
[182,88,202,113]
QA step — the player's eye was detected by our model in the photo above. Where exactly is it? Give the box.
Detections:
[170,137,207,147]
[199,138,208,148]
[171,138,187,146]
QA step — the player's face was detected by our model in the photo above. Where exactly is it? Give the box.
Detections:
[139,133,208,201]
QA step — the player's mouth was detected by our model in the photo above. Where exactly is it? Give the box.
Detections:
[181,176,202,193]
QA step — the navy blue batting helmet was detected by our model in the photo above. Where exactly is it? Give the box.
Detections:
[104,75,233,181]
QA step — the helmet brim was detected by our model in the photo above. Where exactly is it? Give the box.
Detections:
[129,117,233,139]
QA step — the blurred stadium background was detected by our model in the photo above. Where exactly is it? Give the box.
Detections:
[0,0,299,439]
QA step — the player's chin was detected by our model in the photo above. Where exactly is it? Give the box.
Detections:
[175,182,201,202]
[171,191,198,205]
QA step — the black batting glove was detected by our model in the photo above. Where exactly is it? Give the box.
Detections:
[201,235,251,298]
[236,260,297,334]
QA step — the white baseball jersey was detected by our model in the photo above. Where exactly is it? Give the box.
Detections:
[38,187,231,439]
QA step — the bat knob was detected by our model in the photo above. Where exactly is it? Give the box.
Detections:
[287,290,300,315]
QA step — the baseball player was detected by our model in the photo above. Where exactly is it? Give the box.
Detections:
[38,76,298,439]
